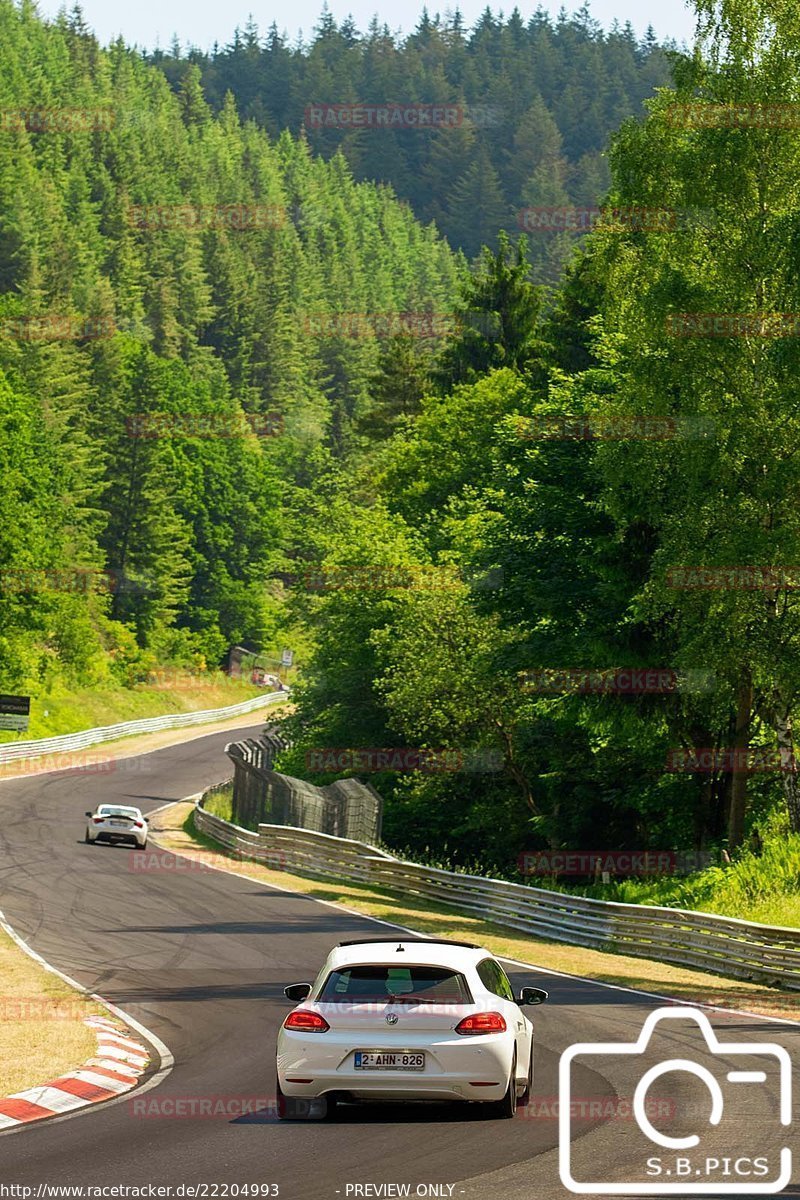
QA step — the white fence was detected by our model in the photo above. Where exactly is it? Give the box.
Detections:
[0,692,286,765]
[194,801,800,990]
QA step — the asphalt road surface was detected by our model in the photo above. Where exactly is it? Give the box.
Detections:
[0,727,797,1199]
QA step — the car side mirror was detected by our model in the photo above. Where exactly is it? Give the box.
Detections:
[284,983,312,1002]
[143,816,149,823]
[85,811,92,818]
[519,986,548,1006]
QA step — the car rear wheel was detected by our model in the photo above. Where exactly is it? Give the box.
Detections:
[85,829,92,843]
[490,1050,518,1119]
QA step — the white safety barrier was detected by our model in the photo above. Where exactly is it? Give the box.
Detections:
[194,800,800,990]
[0,692,286,765]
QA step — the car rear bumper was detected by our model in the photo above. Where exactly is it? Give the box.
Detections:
[280,1075,508,1102]
[88,830,146,845]
[278,1032,513,1103]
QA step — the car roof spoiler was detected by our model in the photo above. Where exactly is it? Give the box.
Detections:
[335,937,482,950]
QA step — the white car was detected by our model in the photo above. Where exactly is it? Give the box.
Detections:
[276,937,547,1120]
[84,804,149,848]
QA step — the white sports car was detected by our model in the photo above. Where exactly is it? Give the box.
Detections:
[276,937,547,1119]
[84,804,149,848]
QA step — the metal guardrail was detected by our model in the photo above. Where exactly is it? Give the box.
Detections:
[0,692,286,765]
[194,798,800,990]
[195,805,394,878]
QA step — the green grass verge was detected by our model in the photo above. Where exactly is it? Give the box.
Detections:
[202,784,234,821]
[0,929,103,1096]
[524,827,800,929]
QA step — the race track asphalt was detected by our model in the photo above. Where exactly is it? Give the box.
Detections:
[0,727,797,1199]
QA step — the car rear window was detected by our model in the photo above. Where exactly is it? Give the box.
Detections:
[318,965,472,1004]
[98,807,138,818]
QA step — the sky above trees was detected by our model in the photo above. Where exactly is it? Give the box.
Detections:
[37,0,695,51]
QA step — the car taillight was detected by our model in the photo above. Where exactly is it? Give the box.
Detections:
[455,1011,507,1035]
[92,817,104,824]
[134,821,144,828]
[283,1009,329,1033]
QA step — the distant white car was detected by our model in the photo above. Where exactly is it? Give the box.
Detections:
[84,804,149,848]
[276,937,547,1120]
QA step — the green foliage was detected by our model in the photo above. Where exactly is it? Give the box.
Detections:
[434,234,547,391]
[278,0,800,883]
[152,8,673,278]
[0,0,456,697]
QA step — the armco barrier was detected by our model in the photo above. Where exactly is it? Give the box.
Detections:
[194,805,394,879]
[0,692,286,765]
[194,799,800,990]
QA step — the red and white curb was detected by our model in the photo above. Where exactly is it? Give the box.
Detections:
[0,1015,149,1129]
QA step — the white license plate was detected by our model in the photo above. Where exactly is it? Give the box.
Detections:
[110,821,127,827]
[354,1051,425,1071]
